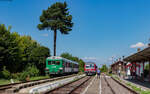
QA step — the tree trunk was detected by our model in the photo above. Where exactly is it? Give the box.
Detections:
[54,30,57,56]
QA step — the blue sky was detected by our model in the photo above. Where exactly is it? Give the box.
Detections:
[0,0,150,67]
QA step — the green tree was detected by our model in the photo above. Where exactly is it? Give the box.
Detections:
[100,64,108,73]
[78,59,85,72]
[29,46,50,75]
[145,64,149,70]
[0,24,51,79]
[61,52,72,60]
[18,36,38,71]
[0,24,21,73]
[61,52,85,72]
[37,2,73,56]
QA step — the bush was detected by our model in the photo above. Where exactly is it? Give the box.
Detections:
[1,66,11,79]
[25,65,39,77]
[17,71,28,81]
[11,73,20,79]
[17,65,39,81]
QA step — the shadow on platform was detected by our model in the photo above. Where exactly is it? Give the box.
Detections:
[125,79,150,89]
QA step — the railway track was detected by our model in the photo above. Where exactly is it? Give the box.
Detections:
[102,74,138,94]
[0,74,77,93]
[103,75,115,94]
[44,76,92,94]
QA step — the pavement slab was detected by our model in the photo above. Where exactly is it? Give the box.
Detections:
[82,76,100,94]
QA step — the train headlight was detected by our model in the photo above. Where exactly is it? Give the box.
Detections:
[59,67,63,70]
[45,68,49,70]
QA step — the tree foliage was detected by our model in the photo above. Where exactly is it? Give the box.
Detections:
[37,2,73,56]
[0,24,50,79]
[145,64,149,71]
[100,64,108,73]
[61,52,85,72]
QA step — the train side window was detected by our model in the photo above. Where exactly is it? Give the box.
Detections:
[70,63,72,67]
[48,61,51,65]
[67,62,68,67]
[63,61,65,66]
[65,62,66,67]
[67,63,69,67]
[63,60,65,66]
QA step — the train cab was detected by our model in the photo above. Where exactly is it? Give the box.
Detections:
[84,62,97,76]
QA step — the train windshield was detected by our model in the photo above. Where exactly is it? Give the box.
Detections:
[86,65,90,68]
[90,64,94,68]
[48,61,60,65]
[86,64,94,68]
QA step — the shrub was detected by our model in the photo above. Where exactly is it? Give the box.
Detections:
[25,65,39,77]
[17,65,39,81]
[11,73,20,79]
[1,66,11,79]
[17,71,28,81]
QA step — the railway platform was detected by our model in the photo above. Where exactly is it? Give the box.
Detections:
[115,74,150,91]
[82,76,100,94]
[82,74,137,94]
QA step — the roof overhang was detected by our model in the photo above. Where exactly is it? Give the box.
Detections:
[123,47,150,62]
[111,61,123,67]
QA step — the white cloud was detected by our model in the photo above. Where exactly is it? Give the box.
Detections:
[42,33,48,37]
[82,57,97,60]
[130,42,146,48]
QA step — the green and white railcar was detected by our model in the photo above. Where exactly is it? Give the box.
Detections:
[45,56,79,75]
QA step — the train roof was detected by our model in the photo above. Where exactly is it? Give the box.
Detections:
[85,62,96,65]
[46,56,79,65]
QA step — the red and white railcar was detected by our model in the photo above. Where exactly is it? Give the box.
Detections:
[84,62,97,76]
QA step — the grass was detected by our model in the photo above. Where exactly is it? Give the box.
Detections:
[0,79,20,85]
[0,75,49,85]
[30,75,49,81]
[141,91,150,94]
[125,82,150,94]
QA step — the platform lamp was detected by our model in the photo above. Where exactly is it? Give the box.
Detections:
[122,55,126,78]
[112,56,114,64]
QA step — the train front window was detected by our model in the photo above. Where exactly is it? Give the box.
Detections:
[51,61,55,65]
[90,64,94,68]
[48,61,51,65]
[56,61,60,65]
[48,60,60,65]
[86,65,90,68]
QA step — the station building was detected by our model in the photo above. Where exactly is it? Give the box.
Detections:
[111,60,125,74]
[111,46,150,82]
[123,47,150,82]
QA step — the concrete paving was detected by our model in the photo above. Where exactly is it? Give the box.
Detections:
[19,74,85,93]
[82,75,135,94]
[81,76,101,94]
